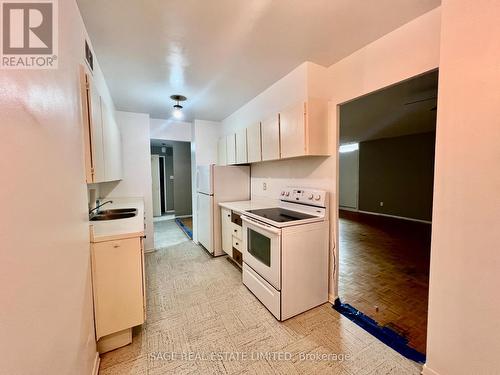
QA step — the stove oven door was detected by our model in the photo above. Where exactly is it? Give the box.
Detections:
[242,216,281,290]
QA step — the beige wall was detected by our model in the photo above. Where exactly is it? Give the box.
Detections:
[150,118,192,142]
[424,1,500,374]
[221,8,441,300]
[0,0,110,373]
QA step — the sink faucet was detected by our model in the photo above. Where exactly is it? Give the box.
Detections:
[89,200,113,215]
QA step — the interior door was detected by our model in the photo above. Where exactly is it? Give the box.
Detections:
[151,155,161,217]
[197,193,214,253]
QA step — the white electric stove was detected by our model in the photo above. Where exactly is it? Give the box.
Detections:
[241,188,329,321]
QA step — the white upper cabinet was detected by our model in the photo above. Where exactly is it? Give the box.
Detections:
[217,137,227,166]
[101,99,122,181]
[222,63,331,164]
[246,122,262,163]
[80,65,123,183]
[261,114,280,161]
[236,128,248,164]
[280,98,330,159]
[226,134,236,165]
[80,67,105,183]
[280,102,305,159]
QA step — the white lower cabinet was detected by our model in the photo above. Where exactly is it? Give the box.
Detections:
[91,236,145,352]
[221,208,232,257]
[221,208,243,266]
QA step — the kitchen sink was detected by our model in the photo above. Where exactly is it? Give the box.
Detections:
[90,212,137,221]
[98,208,137,215]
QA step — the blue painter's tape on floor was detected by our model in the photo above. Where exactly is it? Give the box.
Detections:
[333,299,426,364]
[175,218,193,239]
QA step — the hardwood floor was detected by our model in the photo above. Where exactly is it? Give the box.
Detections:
[339,210,431,354]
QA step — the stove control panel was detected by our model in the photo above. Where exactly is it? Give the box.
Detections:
[280,188,328,207]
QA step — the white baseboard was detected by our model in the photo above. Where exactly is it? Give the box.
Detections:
[145,247,155,253]
[175,214,192,219]
[91,352,100,375]
[340,208,432,224]
[339,206,359,212]
[421,364,439,375]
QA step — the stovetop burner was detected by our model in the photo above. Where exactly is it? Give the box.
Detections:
[245,208,316,223]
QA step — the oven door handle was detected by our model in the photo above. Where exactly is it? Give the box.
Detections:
[242,215,281,235]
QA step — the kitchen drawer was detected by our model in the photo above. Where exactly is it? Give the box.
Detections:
[243,263,280,320]
[231,223,242,240]
[232,236,242,251]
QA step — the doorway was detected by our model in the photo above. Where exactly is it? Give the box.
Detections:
[150,139,193,247]
[337,70,438,357]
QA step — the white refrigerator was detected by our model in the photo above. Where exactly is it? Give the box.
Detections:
[197,164,250,256]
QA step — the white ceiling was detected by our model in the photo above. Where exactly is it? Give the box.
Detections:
[340,70,438,144]
[77,0,441,122]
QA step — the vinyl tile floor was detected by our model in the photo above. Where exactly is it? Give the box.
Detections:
[99,221,422,375]
[154,219,190,249]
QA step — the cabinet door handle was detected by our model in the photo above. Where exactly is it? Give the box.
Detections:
[113,244,120,248]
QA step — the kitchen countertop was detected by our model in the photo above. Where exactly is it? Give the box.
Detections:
[89,197,145,243]
[219,197,278,215]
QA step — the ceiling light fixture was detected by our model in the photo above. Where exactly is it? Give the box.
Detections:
[170,94,187,119]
